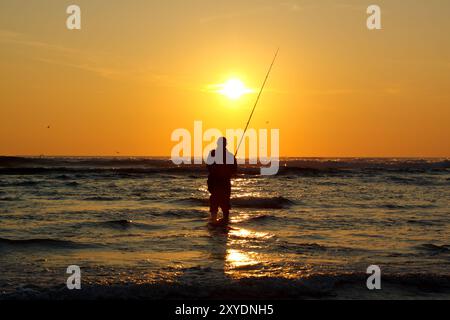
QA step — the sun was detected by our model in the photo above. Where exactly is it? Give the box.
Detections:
[218,78,253,100]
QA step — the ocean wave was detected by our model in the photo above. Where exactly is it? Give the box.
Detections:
[86,220,163,231]
[0,166,205,177]
[0,237,92,249]
[417,244,450,254]
[276,241,361,254]
[385,175,449,186]
[104,219,134,226]
[181,196,294,209]
[160,209,208,219]
[1,166,448,181]
[232,196,294,209]
[16,180,40,186]
[0,156,172,168]
[243,214,282,223]
[0,180,42,187]
[65,181,80,187]
[83,196,123,201]
[381,203,437,210]
[407,219,438,226]
[1,157,449,177]
[0,196,22,202]
[2,272,450,300]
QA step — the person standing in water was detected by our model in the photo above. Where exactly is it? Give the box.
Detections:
[206,137,237,223]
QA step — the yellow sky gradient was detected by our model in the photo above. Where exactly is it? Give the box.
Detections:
[0,0,449,157]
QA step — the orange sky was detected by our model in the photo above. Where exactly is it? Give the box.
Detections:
[1,0,449,157]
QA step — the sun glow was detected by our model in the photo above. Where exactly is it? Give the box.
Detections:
[218,79,254,100]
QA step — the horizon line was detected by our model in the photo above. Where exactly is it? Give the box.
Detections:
[0,154,449,160]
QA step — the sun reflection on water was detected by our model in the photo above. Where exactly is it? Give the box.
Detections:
[229,227,273,241]
[223,226,311,279]
[226,249,260,269]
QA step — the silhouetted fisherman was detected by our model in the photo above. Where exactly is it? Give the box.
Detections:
[206,137,237,223]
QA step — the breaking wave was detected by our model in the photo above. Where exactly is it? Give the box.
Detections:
[2,272,450,300]
[77,220,163,231]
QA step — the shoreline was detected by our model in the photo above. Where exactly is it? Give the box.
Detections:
[2,273,450,300]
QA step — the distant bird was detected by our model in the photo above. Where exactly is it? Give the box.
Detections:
[47,125,51,129]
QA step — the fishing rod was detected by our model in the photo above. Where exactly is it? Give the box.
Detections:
[235,48,279,157]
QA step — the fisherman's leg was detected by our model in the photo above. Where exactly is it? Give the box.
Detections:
[222,202,230,221]
[222,208,230,222]
[221,188,232,222]
[209,193,219,221]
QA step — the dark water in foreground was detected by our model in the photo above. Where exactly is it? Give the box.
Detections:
[0,157,449,299]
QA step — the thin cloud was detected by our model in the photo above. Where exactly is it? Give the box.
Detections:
[0,29,82,56]
[32,57,122,79]
[0,29,170,83]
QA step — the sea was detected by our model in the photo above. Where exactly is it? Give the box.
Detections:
[0,156,449,299]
